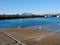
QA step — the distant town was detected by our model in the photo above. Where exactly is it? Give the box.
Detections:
[0,13,60,19]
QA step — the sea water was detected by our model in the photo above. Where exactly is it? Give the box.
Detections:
[0,17,60,32]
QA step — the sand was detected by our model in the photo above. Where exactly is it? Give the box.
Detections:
[0,28,60,45]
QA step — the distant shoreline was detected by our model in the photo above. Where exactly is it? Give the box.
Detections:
[0,15,59,20]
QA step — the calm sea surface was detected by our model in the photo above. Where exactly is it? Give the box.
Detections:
[0,17,60,32]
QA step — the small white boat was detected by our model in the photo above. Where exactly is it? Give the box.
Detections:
[45,16,47,18]
[57,16,59,17]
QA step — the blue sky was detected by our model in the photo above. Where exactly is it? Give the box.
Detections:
[0,0,60,14]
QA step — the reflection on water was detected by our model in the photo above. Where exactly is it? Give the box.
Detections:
[0,17,60,32]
